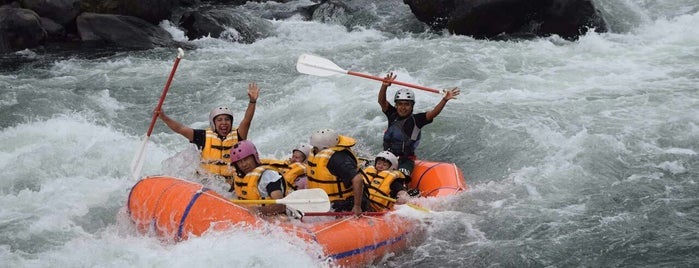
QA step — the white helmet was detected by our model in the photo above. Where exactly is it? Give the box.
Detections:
[209,107,234,129]
[375,151,398,170]
[310,128,339,149]
[394,88,415,102]
[293,143,313,159]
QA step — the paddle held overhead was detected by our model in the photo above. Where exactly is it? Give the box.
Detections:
[131,48,185,180]
[296,53,441,94]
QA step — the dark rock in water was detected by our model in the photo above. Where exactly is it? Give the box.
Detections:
[178,8,270,43]
[21,0,81,26]
[179,10,229,40]
[403,0,607,40]
[305,0,381,31]
[0,7,47,53]
[39,17,66,41]
[76,12,178,49]
[80,0,179,24]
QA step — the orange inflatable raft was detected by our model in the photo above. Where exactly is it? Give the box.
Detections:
[127,160,467,267]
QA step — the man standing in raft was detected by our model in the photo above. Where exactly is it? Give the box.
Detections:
[155,82,260,189]
[306,129,368,216]
[378,73,460,184]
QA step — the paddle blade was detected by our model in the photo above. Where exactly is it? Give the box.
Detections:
[278,188,331,213]
[296,53,347,77]
[130,135,149,180]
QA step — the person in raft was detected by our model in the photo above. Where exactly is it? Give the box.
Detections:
[306,129,369,216]
[229,140,288,216]
[378,73,460,183]
[363,150,410,211]
[155,82,260,189]
[260,143,312,192]
[286,143,312,190]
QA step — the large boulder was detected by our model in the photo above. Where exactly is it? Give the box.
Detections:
[76,12,175,49]
[80,0,179,24]
[0,7,47,53]
[178,8,271,43]
[20,0,80,26]
[403,0,607,40]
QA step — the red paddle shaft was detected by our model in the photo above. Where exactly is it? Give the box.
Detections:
[146,56,182,136]
[303,211,387,217]
[347,71,441,94]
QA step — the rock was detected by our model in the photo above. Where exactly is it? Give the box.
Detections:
[76,12,175,49]
[20,0,80,26]
[39,17,65,41]
[178,8,271,43]
[403,0,607,40]
[0,7,47,53]
[80,0,179,24]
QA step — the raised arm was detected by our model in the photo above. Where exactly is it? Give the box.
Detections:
[157,110,195,141]
[425,87,460,121]
[237,82,260,140]
[351,173,364,216]
[378,73,396,112]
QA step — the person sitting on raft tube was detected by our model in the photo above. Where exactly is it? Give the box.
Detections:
[378,73,460,182]
[229,140,287,215]
[155,82,260,188]
[363,151,410,211]
[306,129,369,216]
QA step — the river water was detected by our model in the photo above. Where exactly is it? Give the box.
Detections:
[1,0,698,267]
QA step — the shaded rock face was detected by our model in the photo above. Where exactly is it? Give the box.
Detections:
[76,12,175,49]
[21,0,80,25]
[404,0,607,40]
[0,7,47,53]
[80,0,179,24]
[179,8,271,43]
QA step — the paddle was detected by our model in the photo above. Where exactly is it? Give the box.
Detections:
[296,53,441,94]
[130,48,185,180]
[230,188,331,213]
[303,211,387,217]
[371,193,431,212]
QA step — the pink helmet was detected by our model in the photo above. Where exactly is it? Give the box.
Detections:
[230,140,260,164]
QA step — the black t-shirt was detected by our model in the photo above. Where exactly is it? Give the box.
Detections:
[389,179,407,198]
[327,149,360,188]
[264,172,284,196]
[384,105,432,132]
[383,104,432,157]
[192,129,242,149]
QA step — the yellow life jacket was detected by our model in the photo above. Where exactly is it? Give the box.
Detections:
[363,166,406,211]
[282,162,307,193]
[233,165,280,201]
[306,135,358,202]
[200,128,238,177]
[259,158,291,173]
[259,158,307,194]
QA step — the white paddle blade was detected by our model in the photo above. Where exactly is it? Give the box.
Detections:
[296,53,347,77]
[130,136,149,178]
[278,188,331,213]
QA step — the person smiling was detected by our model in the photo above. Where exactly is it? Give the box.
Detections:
[155,82,260,188]
[378,73,460,184]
